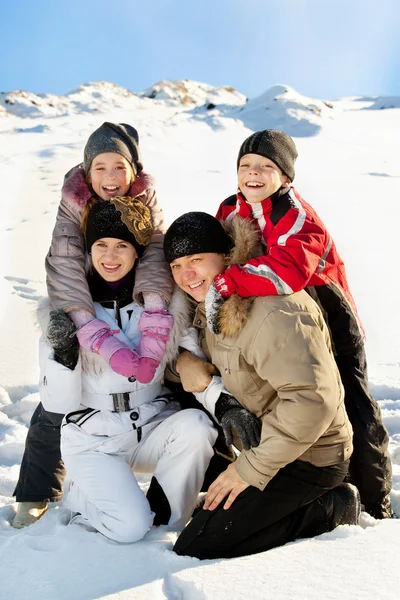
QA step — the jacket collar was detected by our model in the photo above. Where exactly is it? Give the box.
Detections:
[88,268,135,307]
[61,164,155,210]
[189,218,263,338]
[236,186,291,218]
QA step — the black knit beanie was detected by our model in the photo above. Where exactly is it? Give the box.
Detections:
[237,130,298,181]
[85,200,153,258]
[164,212,232,264]
[83,122,143,175]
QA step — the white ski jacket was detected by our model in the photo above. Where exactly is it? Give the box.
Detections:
[38,287,200,430]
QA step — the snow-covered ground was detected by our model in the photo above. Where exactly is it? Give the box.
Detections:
[0,81,399,599]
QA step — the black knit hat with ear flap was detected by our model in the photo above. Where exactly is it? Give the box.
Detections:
[164,211,232,264]
[237,129,298,181]
[83,122,143,175]
[85,198,153,258]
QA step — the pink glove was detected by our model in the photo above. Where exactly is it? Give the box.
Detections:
[76,319,140,377]
[134,311,174,384]
[135,357,160,384]
[138,311,174,361]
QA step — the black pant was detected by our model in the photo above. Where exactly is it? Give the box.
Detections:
[14,403,65,502]
[174,459,349,560]
[335,344,392,517]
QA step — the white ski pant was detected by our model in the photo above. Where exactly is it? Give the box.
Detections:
[61,408,217,543]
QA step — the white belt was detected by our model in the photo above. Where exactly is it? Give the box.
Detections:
[81,382,164,412]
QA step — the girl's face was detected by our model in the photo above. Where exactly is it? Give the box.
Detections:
[91,238,138,282]
[88,153,133,200]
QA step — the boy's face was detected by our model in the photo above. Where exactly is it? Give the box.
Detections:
[88,153,133,200]
[170,252,226,302]
[238,154,290,204]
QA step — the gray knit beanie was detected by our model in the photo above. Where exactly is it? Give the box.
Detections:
[83,122,143,175]
[237,130,298,181]
[164,212,232,264]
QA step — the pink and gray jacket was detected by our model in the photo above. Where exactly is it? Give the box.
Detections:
[46,165,174,314]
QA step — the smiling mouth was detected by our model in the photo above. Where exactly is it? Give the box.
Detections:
[102,264,120,272]
[102,185,120,195]
[187,280,205,290]
[246,182,264,188]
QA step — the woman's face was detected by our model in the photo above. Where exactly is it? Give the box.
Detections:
[88,153,133,200]
[170,252,226,302]
[91,238,138,282]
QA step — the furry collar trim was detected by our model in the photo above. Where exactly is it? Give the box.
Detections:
[218,217,263,337]
[61,165,155,210]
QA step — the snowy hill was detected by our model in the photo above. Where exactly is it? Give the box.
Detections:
[0,82,149,119]
[139,78,247,108]
[227,84,334,136]
[0,80,246,120]
[1,79,400,600]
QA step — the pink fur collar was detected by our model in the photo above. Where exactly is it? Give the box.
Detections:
[61,166,155,209]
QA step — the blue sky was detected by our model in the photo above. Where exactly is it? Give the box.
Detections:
[1,0,399,100]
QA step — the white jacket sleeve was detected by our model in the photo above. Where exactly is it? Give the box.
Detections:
[178,326,207,359]
[194,376,229,417]
[39,337,82,414]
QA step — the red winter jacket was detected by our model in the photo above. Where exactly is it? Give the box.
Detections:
[215,187,364,355]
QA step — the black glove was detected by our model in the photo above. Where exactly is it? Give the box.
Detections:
[205,281,225,334]
[215,392,261,451]
[46,310,79,370]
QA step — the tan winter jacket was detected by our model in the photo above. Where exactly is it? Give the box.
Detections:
[194,218,353,490]
[46,165,174,313]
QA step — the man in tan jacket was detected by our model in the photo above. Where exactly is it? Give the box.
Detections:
[163,211,360,560]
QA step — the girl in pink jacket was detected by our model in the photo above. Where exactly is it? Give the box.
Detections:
[45,122,174,383]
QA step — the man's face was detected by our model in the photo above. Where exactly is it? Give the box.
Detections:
[170,252,226,302]
[238,153,290,203]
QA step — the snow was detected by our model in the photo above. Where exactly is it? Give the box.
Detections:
[0,79,399,599]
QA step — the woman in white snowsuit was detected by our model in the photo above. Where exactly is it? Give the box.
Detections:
[38,198,217,542]
[13,121,176,527]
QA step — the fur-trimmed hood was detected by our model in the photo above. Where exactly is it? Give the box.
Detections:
[61,164,155,211]
[217,217,263,337]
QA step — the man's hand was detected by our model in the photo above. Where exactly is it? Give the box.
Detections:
[176,351,218,393]
[215,393,261,450]
[204,463,249,511]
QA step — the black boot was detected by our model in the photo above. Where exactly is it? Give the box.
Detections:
[146,477,171,526]
[323,482,361,527]
[364,494,393,520]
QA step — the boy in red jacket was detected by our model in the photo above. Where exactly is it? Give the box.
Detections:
[211,130,392,519]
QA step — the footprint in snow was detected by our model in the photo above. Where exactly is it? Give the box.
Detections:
[4,277,44,302]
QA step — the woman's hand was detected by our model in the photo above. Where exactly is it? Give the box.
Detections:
[176,351,218,393]
[204,463,249,511]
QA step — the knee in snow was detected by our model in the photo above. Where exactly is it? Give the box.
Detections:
[106,510,153,544]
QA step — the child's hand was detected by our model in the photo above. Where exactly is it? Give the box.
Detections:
[138,311,174,358]
[214,272,236,299]
[134,310,174,383]
[76,319,140,377]
[109,348,140,378]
